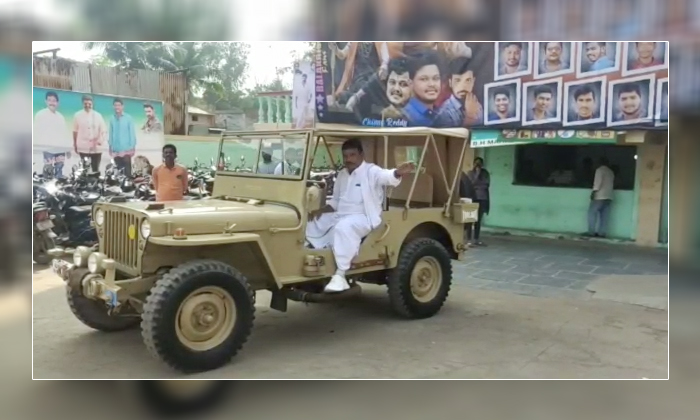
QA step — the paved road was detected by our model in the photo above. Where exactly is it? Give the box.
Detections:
[32,262,668,379]
[456,235,668,298]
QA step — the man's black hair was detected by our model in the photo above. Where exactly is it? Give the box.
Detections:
[492,87,511,99]
[544,42,565,49]
[143,103,154,110]
[113,98,123,105]
[342,138,363,153]
[81,95,93,102]
[45,91,58,101]
[504,42,523,50]
[163,144,177,155]
[407,50,441,79]
[447,56,473,77]
[617,82,641,97]
[586,42,606,48]
[387,57,410,76]
[533,85,553,98]
[573,84,596,100]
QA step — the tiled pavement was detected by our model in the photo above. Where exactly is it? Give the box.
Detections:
[453,235,668,299]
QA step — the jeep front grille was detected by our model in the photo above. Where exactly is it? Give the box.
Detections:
[103,210,140,269]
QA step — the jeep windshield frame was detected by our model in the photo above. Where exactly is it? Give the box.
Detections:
[216,130,311,180]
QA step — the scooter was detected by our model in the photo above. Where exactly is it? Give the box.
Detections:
[33,202,57,264]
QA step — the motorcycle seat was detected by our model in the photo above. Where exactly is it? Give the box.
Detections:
[66,205,92,216]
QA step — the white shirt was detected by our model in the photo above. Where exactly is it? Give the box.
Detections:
[336,168,366,215]
[73,109,106,153]
[593,165,615,200]
[34,108,71,152]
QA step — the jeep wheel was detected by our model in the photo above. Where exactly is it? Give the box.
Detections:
[387,238,452,319]
[141,260,255,373]
[66,273,141,332]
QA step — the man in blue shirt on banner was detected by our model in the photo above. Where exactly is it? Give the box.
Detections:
[402,51,441,127]
[108,98,137,177]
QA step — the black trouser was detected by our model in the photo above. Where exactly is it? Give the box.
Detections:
[79,153,101,172]
[113,156,132,177]
[466,199,487,241]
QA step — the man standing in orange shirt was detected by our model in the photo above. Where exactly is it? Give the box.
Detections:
[151,144,188,201]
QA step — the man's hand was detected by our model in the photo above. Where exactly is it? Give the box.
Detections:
[590,191,596,200]
[395,161,416,177]
[464,93,482,123]
[378,64,388,81]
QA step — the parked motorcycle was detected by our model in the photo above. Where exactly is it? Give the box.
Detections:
[32,202,57,264]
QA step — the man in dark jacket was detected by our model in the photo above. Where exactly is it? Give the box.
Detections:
[461,157,490,246]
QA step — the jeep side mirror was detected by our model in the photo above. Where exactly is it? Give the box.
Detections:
[305,185,323,213]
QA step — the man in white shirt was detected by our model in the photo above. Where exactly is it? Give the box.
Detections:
[306,138,415,293]
[73,95,107,172]
[585,157,615,238]
[33,91,72,177]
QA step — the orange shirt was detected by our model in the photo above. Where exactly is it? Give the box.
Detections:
[152,164,188,201]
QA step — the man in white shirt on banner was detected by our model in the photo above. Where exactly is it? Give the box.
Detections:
[33,91,72,177]
[73,94,107,172]
[584,157,615,238]
[306,138,415,293]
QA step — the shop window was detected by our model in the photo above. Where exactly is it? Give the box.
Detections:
[513,144,637,190]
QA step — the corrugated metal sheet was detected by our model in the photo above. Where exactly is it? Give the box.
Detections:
[33,56,188,135]
[160,72,188,135]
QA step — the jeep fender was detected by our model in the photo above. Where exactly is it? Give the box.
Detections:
[148,233,281,289]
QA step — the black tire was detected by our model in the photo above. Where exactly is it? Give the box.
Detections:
[66,269,141,332]
[33,231,55,265]
[141,260,255,373]
[387,238,452,319]
[136,380,230,417]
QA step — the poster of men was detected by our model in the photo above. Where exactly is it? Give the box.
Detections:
[314,41,669,131]
[292,60,315,129]
[33,87,165,178]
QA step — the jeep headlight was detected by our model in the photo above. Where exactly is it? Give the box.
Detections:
[94,209,104,226]
[140,220,151,238]
[87,252,107,274]
[73,246,91,267]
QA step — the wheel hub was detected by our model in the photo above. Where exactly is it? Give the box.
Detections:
[176,286,236,351]
[410,256,442,303]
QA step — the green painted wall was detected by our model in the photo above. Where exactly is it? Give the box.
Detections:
[480,146,638,240]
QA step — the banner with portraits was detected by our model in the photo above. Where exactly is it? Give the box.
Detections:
[314,42,668,131]
[33,87,165,177]
[292,60,315,129]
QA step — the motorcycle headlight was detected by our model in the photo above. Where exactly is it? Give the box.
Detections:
[140,220,151,238]
[95,209,104,226]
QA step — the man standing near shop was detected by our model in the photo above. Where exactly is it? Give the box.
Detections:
[109,98,137,177]
[152,144,188,201]
[464,157,490,246]
[73,95,106,172]
[584,157,615,238]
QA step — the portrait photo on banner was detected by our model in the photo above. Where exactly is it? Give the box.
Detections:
[621,41,668,77]
[607,74,655,127]
[494,41,532,81]
[562,76,606,127]
[483,79,521,126]
[576,42,621,78]
[533,42,574,79]
[522,78,562,126]
[655,77,668,127]
[318,42,493,129]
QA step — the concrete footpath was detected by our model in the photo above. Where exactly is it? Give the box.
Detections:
[31,262,668,379]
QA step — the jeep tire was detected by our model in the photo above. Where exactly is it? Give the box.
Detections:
[141,260,255,373]
[66,268,140,332]
[387,238,452,319]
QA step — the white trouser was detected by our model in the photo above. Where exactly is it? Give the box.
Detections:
[306,213,372,271]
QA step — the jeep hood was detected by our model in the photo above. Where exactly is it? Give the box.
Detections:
[102,199,300,234]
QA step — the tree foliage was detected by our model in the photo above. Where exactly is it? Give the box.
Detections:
[82,42,314,121]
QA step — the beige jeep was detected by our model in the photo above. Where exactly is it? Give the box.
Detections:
[49,124,478,373]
